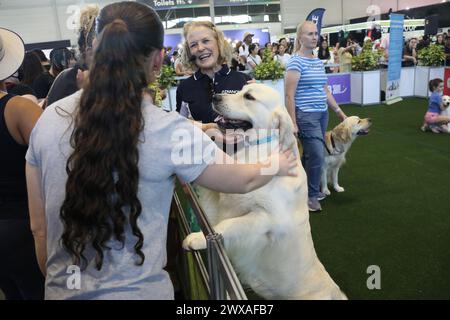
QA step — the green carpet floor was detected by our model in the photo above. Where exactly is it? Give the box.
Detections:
[310,97,450,299]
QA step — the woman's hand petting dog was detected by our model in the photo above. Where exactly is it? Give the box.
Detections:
[269,148,298,177]
[202,122,245,144]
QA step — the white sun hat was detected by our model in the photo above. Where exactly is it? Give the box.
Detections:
[0,27,25,81]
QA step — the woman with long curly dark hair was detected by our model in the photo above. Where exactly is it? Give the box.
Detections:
[25,1,297,300]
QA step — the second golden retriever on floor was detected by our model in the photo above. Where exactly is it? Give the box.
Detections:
[321,116,372,195]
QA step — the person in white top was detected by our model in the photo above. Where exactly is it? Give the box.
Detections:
[246,43,261,72]
[239,32,253,64]
[273,44,291,68]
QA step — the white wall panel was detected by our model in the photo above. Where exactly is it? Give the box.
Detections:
[280,0,444,33]
[398,0,443,10]
[0,0,53,7]
[280,0,342,31]
[0,0,111,45]
[0,6,59,43]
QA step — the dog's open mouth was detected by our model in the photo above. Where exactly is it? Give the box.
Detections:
[357,128,370,136]
[214,115,253,133]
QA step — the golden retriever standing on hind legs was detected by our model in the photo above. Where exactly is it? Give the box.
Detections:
[182,83,347,300]
[321,116,372,196]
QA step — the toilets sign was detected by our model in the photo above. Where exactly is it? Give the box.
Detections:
[140,0,275,10]
[139,0,209,10]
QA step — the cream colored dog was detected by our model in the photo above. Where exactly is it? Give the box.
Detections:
[182,83,346,300]
[321,116,372,195]
[441,95,450,126]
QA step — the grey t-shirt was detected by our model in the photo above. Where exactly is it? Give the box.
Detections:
[26,90,216,300]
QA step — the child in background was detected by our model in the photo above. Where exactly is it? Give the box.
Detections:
[421,78,450,133]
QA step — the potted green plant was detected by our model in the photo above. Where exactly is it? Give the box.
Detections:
[158,65,177,110]
[415,44,446,97]
[351,40,380,71]
[158,64,177,89]
[350,40,381,105]
[254,48,285,93]
[418,44,445,67]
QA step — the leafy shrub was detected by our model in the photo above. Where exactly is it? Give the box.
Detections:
[254,48,285,80]
[351,40,380,71]
[158,65,177,89]
[418,44,445,67]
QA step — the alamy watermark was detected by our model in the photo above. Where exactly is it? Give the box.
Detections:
[170,128,282,175]
[366,5,381,23]
[66,265,81,290]
[366,265,381,290]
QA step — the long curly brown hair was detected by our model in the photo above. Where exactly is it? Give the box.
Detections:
[60,2,164,270]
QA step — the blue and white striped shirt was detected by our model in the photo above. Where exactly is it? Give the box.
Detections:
[286,55,327,112]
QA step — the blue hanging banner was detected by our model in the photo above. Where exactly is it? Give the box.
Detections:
[305,8,326,36]
[385,13,404,105]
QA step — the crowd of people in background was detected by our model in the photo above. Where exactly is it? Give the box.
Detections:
[162,32,298,77]
[4,48,75,106]
[159,29,450,79]
[6,25,449,110]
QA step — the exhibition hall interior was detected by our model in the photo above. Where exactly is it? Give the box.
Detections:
[0,0,449,301]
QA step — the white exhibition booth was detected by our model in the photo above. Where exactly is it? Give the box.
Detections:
[351,70,381,105]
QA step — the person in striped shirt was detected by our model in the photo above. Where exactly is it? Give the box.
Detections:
[285,21,347,212]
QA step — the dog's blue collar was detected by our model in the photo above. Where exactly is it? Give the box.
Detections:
[246,135,275,146]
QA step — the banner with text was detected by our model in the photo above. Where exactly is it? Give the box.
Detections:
[140,0,277,11]
[386,13,404,104]
[327,73,351,104]
[139,0,209,11]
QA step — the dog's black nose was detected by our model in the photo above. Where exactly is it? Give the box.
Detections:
[368,118,372,123]
[212,94,222,103]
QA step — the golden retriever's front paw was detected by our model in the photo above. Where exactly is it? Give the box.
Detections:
[334,186,345,192]
[322,188,331,195]
[182,232,207,251]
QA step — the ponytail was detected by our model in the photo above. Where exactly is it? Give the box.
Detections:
[60,19,147,270]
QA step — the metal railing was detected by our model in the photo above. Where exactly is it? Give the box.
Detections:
[172,181,247,300]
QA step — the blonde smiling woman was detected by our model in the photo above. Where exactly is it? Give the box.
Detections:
[176,21,254,124]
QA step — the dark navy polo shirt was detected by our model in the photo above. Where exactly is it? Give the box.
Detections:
[176,65,252,123]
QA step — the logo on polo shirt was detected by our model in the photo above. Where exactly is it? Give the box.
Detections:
[221,90,239,94]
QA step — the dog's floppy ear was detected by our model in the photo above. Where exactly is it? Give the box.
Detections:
[333,121,352,142]
[271,107,297,153]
